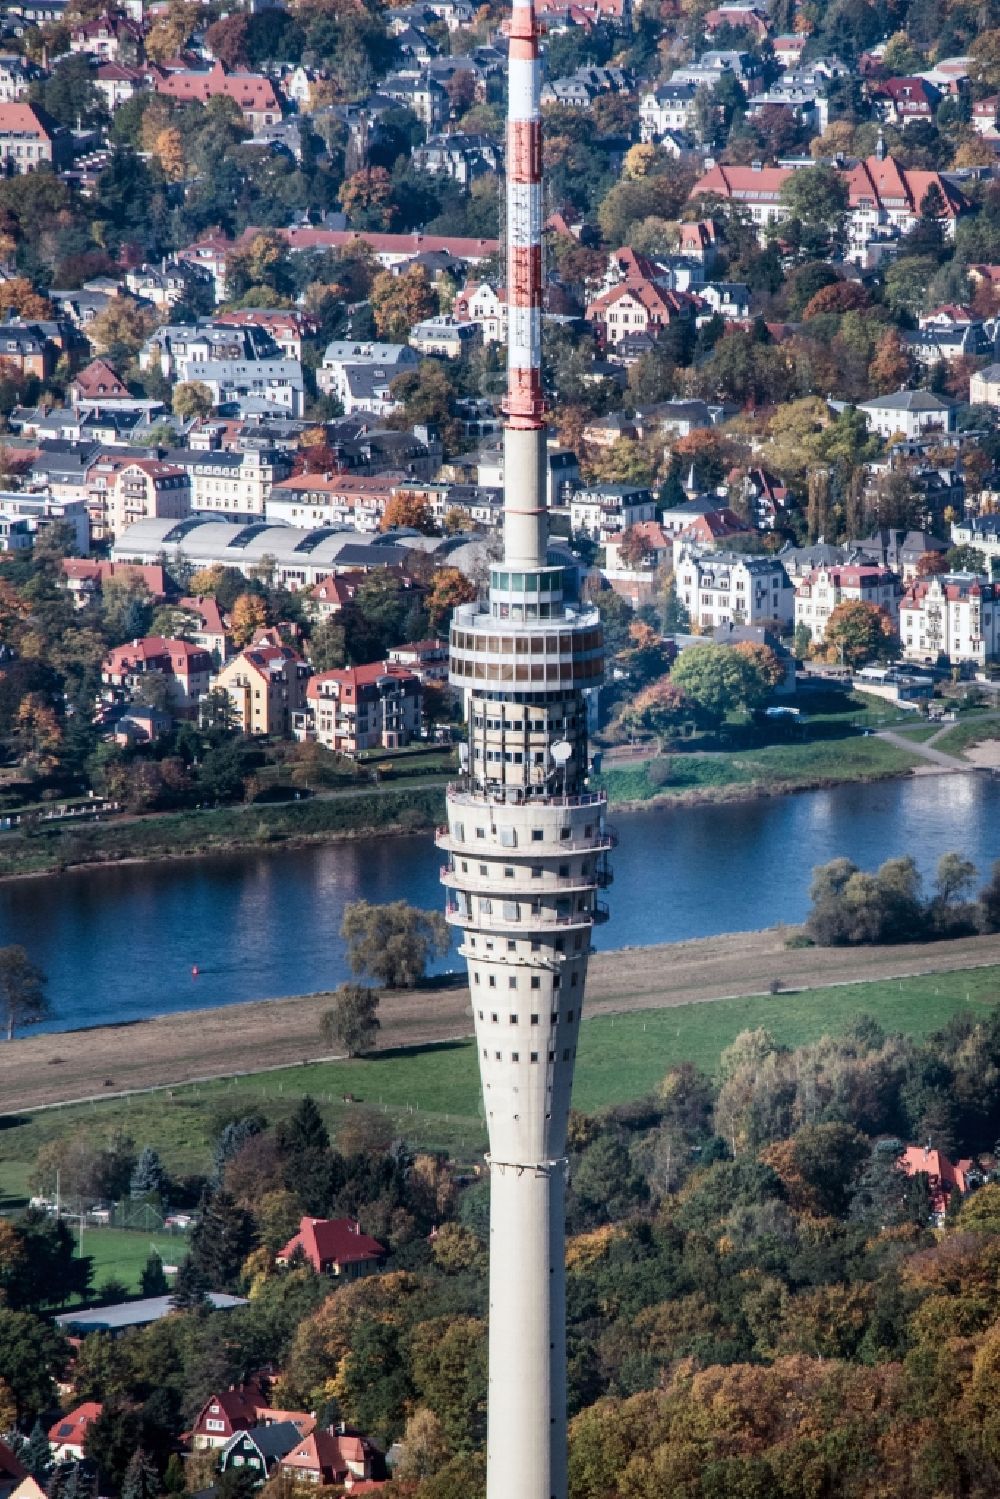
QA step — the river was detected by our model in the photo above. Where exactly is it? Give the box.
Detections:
[1,772,998,1034]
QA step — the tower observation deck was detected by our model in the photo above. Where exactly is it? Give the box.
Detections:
[435,0,609,1487]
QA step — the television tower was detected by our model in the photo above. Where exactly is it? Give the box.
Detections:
[436,0,611,1490]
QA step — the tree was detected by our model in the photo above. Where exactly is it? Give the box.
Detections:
[0,945,48,1040]
[427,567,476,629]
[370,265,436,340]
[230,594,269,648]
[24,1420,52,1482]
[121,1448,159,1499]
[824,600,895,668]
[0,276,51,319]
[321,984,381,1058]
[338,167,397,230]
[139,1255,168,1297]
[205,13,250,66]
[980,860,1000,932]
[86,298,156,365]
[778,164,848,232]
[188,1190,257,1292]
[130,1147,167,1201]
[308,618,347,671]
[172,381,213,421]
[619,677,690,743]
[393,1408,451,1483]
[341,900,450,988]
[282,1095,330,1155]
[381,490,437,534]
[0,1309,69,1420]
[669,644,766,724]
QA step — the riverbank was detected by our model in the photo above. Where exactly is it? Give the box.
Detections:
[4,927,1000,1116]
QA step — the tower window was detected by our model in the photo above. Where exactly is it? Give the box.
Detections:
[530,1052,539,1063]
[491,1012,498,1022]
[511,1052,519,1063]
[509,1013,518,1024]
[509,976,517,989]
[532,829,543,841]
[495,1051,502,1061]
[531,976,540,989]
[530,1013,539,1024]
[548,1052,555,1063]
[488,976,496,988]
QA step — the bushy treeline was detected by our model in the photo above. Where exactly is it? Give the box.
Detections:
[807,852,1000,946]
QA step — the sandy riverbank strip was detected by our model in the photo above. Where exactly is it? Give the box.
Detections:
[3,929,1000,1115]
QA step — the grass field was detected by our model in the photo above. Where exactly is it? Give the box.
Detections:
[928,717,1000,759]
[595,734,919,803]
[76,1227,185,1296]
[4,963,999,1208]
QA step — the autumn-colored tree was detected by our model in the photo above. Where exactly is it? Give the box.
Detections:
[230,593,269,647]
[153,126,185,182]
[0,277,51,320]
[15,694,62,772]
[86,297,157,362]
[427,566,477,629]
[381,491,436,535]
[623,143,657,179]
[442,506,472,534]
[619,676,690,741]
[338,167,397,230]
[802,281,870,319]
[970,29,1000,89]
[915,550,949,577]
[809,119,855,160]
[144,0,197,62]
[226,230,289,298]
[732,640,784,689]
[172,381,214,421]
[370,265,436,341]
[205,13,249,66]
[868,329,911,395]
[187,565,225,596]
[824,599,895,668]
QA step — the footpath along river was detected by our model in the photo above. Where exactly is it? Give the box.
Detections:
[1,771,998,1034]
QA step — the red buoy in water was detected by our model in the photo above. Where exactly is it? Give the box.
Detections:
[192,965,199,977]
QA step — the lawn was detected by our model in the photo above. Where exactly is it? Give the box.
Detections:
[596,734,919,804]
[4,964,1000,1213]
[74,1227,186,1299]
[928,717,1000,759]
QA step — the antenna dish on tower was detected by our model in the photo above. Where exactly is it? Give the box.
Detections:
[550,740,572,765]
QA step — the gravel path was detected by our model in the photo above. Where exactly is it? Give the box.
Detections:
[3,929,1000,1114]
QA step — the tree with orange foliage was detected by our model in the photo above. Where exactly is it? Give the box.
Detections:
[370,265,436,341]
[802,281,870,319]
[153,126,185,183]
[915,550,949,577]
[381,491,437,535]
[15,693,62,772]
[338,167,397,231]
[428,567,477,629]
[868,330,911,395]
[0,277,51,319]
[230,593,269,647]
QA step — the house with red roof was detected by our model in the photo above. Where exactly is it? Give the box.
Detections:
[69,359,131,406]
[870,76,940,127]
[279,226,499,270]
[189,1385,268,1451]
[900,575,1000,667]
[690,148,967,263]
[0,1442,26,1499]
[102,636,215,709]
[0,102,68,174]
[153,60,282,131]
[898,1144,973,1222]
[176,595,230,662]
[585,280,700,347]
[305,664,422,755]
[62,559,168,608]
[307,572,363,621]
[276,1217,386,1279]
[278,1428,383,1486]
[794,564,901,644]
[48,1402,102,1461]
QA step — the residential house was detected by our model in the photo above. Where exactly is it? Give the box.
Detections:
[603,519,673,605]
[276,1216,387,1277]
[69,359,131,405]
[794,563,901,644]
[215,309,314,362]
[0,102,68,173]
[855,389,957,439]
[266,472,399,531]
[952,512,1000,565]
[69,11,143,61]
[108,460,190,539]
[189,1387,269,1452]
[0,54,43,102]
[0,317,65,380]
[387,637,449,682]
[569,483,656,542]
[305,662,422,753]
[153,61,282,131]
[972,95,1000,136]
[279,1429,383,1487]
[852,527,950,580]
[899,574,1000,665]
[61,559,167,608]
[189,358,305,418]
[970,363,1000,406]
[102,636,213,709]
[214,644,311,737]
[673,509,751,554]
[316,340,419,401]
[0,490,90,554]
[675,547,793,630]
[177,595,230,662]
[871,76,940,127]
[48,1403,103,1461]
[638,82,699,142]
[898,1143,972,1222]
[0,1445,26,1499]
[308,572,363,620]
[409,315,480,358]
[140,320,283,381]
[452,281,507,343]
[219,1423,306,1487]
[378,72,447,127]
[125,260,214,312]
[94,60,149,111]
[411,131,502,185]
[113,704,172,745]
[728,467,790,530]
[585,281,699,347]
[165,446,290,520]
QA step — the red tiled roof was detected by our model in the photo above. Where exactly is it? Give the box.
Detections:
[277,1217,386,1271]
[48,1403,102,1446]
[178,595,227,635]
[0,102,56,140]
[62,560,167,596]
[0,1442,27,1484]
[72,359,130,400]
[281,227,499,259]
[155,60,280,112]
[103,636,214,673]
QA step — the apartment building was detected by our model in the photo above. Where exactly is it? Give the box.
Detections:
[108,461,190,539]
[305,663,422,755]
[794,563,901,643]
[102,637,214,709]
[569,483,656,542]
[899,575,1000,665]
[0,102,67,173]
[214,644,311,736]
[676,546,793,630]
[164,447,290,521]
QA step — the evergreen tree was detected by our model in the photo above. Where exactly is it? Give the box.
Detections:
[188,1191,257,1292]
[121,1449,159,1499]
[169,1256,209,1312]
[283,1096,330,1155]
[139,1255,168,1297]
[25,1420,52,1482]
[130,1148,167,1202]
[212,1116,264,1185]
[660,580,690,635]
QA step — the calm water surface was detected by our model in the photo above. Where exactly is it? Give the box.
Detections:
[2,772,998,1034]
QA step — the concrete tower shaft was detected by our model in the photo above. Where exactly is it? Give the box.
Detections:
[436,0,609,1491]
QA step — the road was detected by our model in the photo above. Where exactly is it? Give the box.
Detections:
[3,928,1000,1114]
